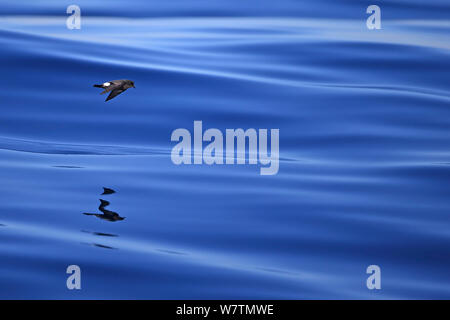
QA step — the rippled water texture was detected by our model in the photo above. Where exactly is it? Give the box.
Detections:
[0,1,449,299]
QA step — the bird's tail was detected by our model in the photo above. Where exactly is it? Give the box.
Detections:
[93,84,103,88]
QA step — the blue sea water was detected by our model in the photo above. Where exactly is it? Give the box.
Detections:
[0,1,449,299]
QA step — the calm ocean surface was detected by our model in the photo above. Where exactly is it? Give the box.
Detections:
[0,1,449,299]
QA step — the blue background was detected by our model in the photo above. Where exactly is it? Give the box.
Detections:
[0,1,449,299]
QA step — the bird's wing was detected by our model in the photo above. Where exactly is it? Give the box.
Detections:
[105,89,125,101]
[101,82,122,94]
[102,187,115,195]
[99,199,110,210]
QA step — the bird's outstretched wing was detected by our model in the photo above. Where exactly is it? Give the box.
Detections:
[99,199,110,210]
[105,89,125,101]
[99,81,121,94]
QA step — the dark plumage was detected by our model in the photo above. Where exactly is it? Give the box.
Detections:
[102,187,116,195]
[93,79,135,101]
[83,199,125,222]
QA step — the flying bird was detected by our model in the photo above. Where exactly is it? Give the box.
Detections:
[83,199,125,222]
[93,79,135,101]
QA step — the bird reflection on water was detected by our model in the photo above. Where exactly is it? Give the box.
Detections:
[81,230,118,237]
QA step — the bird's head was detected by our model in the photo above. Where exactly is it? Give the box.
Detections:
[130,81,135,88]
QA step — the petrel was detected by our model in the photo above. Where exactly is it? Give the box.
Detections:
[83,199,125,222]
[93,79,135,101]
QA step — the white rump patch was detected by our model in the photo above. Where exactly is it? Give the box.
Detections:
[103,82,111,86]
